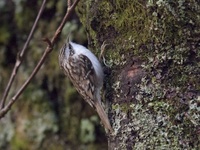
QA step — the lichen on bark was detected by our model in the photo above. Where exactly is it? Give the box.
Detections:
[77,0,200,149]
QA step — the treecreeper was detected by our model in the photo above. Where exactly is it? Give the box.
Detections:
[59,36,114,133]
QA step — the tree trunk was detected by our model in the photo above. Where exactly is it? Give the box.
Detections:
[77,0,200,149]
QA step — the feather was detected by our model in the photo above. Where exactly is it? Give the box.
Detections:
[59,40,113,133]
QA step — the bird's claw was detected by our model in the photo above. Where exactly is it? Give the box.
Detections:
[99,41,110,67]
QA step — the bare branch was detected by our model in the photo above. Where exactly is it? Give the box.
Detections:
[68,0,72,8]
[0,0,47,109]
[51,0,80,45]
[43,38,53,51]
[0,0,81,119]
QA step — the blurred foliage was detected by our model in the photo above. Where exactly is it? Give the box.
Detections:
[0,0,107,149]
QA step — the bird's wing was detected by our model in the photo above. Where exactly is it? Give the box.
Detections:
[64,54,97,107]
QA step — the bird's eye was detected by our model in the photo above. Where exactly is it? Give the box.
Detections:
[69,43,72,50]
[68,43,75,56]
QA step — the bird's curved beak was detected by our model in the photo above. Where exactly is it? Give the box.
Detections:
[66,33,71,44]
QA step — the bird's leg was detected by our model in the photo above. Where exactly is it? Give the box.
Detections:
[99,41,110,67]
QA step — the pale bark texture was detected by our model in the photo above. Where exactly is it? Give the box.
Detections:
[77,0,200,149]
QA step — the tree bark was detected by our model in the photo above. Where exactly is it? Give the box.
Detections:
[77,0,200,149]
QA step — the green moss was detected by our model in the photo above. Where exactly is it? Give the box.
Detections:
[77,0,153,62]
[77,0,200,149]
[77,0,98,47]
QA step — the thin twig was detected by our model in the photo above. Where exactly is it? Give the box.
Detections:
[0,0,81,119]
[0,0,47,109]
[68,0,72,7]
[51,0,80,45]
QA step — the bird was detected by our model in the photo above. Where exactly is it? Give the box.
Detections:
[59,36,113,133]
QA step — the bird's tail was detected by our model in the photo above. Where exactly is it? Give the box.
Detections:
[95,100,114,133]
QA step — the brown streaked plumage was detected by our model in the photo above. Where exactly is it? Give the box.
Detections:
[59,38,113,133]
